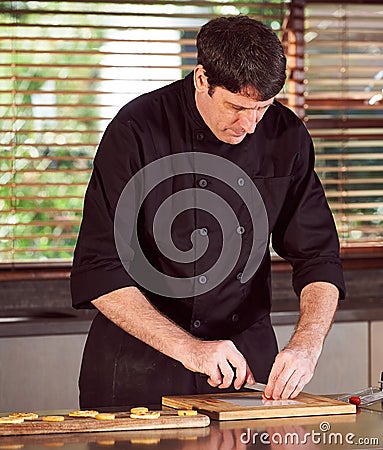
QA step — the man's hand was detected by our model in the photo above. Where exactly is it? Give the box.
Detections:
[92,286,255,391]
[182,339,255,390]
[264,281,339,400]
[264,343,321,399]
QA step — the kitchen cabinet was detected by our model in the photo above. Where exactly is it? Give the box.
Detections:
[0,334,87,412]
[0,320,381,412]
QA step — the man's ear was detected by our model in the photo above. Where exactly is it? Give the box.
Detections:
[194,65,209,93]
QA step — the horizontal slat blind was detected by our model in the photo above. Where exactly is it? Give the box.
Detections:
[0,0,289,263]
[304,3,383,247]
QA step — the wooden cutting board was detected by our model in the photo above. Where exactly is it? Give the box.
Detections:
[0,410,210,436]
[162,391,356,421]
[0,425,210,447]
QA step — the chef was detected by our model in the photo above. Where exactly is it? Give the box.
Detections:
[71,16,345,408]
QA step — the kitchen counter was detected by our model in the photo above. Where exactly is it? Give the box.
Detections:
[1,294,383,337]
[0,309,95,337]
[1,267,383,337]
[0,405,382,449]
[1,267,382,414]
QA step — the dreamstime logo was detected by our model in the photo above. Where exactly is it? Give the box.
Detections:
[240,422,380,446]
[114,152,268,298]
[319,421,331,432]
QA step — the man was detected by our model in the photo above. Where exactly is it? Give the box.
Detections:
[71,16,345,408]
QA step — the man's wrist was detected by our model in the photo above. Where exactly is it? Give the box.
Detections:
[285,333,323,353]
[168,333,201,367]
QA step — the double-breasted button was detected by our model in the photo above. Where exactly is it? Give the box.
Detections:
[196,132,205,141]
[232,314,239,323]
[199,178,208,188]
[199,227,208,236]
[193,319,201,328]
[237,178,245,186]
[198,275,207,284]
[236,225,245,235]
[236,272,243,281]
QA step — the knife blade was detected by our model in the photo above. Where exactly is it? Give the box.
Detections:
[243,382,267,392]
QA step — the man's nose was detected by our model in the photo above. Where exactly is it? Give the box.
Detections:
[238,109,258,134]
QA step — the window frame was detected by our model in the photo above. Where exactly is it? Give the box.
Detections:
[2,0,383,276]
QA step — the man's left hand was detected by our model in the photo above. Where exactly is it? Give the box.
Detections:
[263,343,321,399]
[263,281,339,400]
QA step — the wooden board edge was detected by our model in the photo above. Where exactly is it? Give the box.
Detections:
[0,414,211,436]
[162,397,196,410]
[217,404,357,421]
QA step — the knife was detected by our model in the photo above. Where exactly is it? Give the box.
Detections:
[243,382,267,392]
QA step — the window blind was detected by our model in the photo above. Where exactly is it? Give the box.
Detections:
[304,2,383,248]
[0,0,289,264]
[3,1,382,265]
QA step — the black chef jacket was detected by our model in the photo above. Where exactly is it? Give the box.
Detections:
[71,72,345,408]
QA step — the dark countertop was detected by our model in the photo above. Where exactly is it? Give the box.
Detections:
[1,267,383,337]
[0,405,382,449]
[0,309,96,337]
[271,296,383,325]
[1,294,383,337]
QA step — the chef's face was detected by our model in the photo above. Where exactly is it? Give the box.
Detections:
[194,65,275,145]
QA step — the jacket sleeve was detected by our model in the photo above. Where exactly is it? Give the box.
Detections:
[271,124,346,299]
[71,118,142,309]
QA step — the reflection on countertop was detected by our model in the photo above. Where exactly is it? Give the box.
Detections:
[0,406,382,449]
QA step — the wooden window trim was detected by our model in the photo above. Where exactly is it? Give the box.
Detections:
[1,247,382,282]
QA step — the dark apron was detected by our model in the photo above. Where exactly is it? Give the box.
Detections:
[79,312,278,408]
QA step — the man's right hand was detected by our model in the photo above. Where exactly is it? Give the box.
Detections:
[92,287,254,391]
[182,339,255,390]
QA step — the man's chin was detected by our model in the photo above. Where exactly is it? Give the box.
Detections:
[219,132,247,145]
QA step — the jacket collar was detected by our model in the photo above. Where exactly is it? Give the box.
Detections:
[182,71,209,130]
[182,71,227,147]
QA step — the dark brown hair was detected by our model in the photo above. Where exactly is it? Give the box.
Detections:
[196,16,286,100]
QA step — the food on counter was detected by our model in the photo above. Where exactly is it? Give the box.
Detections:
[69,410,99,418]
[129,407,149,414]
[177,410,198,416]
[41,416,65,422]
[41,442,64,447]
[0,416,25,424]
[130,411,160,420]
[95,413,116,421]
[130,438,161,445]
[0,444,25,449]
[8,412,38,421]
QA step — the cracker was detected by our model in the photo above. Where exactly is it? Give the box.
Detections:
[177,410,197,416]
[9,412,38,421]
[42,416,65,422]
[130,407,149,414]
[69,410,99,418]
[95,413,115,421]
[130,411,160,420]
[0,416,24,424]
